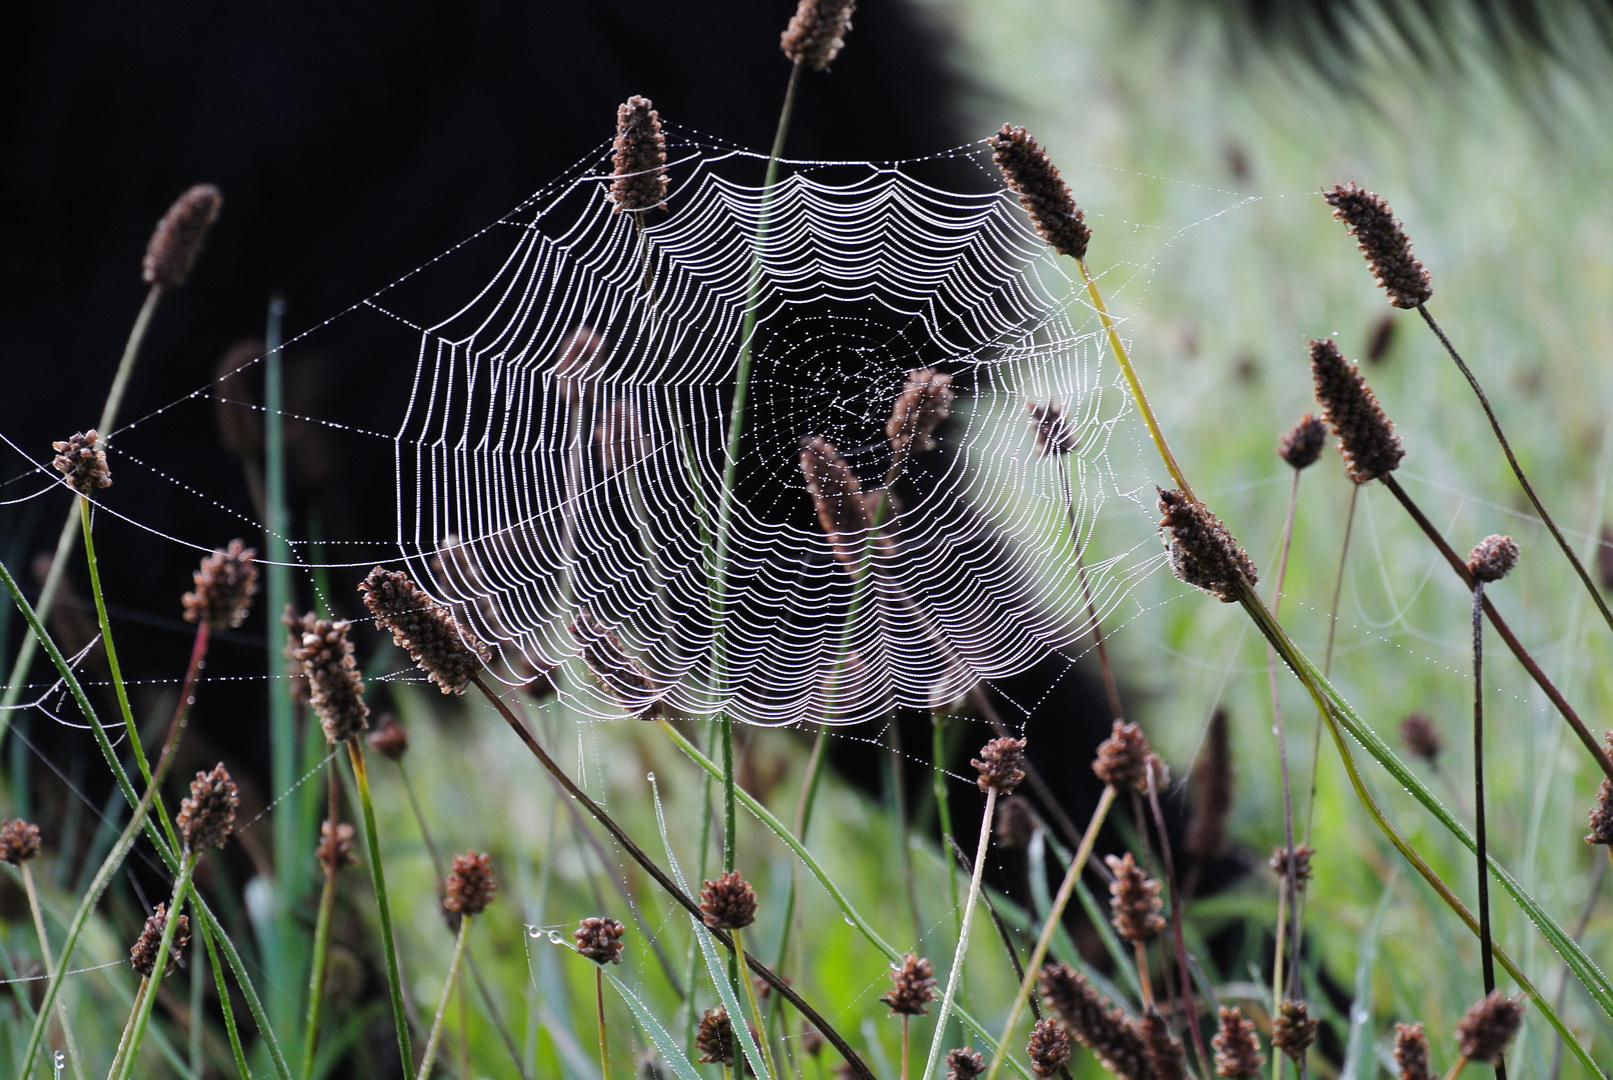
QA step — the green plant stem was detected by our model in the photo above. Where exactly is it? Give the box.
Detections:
[933,714,963,939]
[1305,481,1358,845]
[189,915,204,1080]
[1267,467,1302,1080]
[115,853,198,1080]
[733,928,779,1080]
[982,784,1115,1080]
[107,978,150,1080]
[594,967,610,1080]
[348,738,413,1074]
[301,767,342,1080]
[1471,582,1502,1078]
[721,716,736,873]
[415,914,471,1080]
[22,863,82,1079]
[771,727,829,998]
[922,788,997,1080]
[198,912,251,1080]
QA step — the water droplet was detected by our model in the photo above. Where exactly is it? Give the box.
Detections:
[547,931,565,945]
[52,1052,65,1079]
[528,927,544,939]
[843,915,856,926]
[645,771,655,783]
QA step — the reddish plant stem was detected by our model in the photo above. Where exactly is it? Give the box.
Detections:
[153,623,210,783]
[1144,764,1211,1075]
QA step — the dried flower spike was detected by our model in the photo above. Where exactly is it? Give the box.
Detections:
[1106,852,1166,943]
[1093,719,1156,794]
[1278,414,1327,470]
[574,916,627,965]
[0,819,41,864]
[989,125,1091,260]
[780,0,856,69]
[1455,991,1523,1065]
[1401,712,1442,764]
[1272,1000,1319,1061]
[1027,400,1079,456]
[130,903,190,977]
[609,96,669,213]
[292,615,370,744]
[1394,1022,1433,1080]
[317,819,355,873]
[360,566,491,695]
[1310,338,1404,483]
[444,852,496,916]
[946,1047,985,1080]
[802,1024,825,1057]
[183,539,258,631]
[177,763,239,852]
[800,437,872,566]
[52,430,112,494]
[570,609,662,719]
[1268,844,1314,890]
[700,869,758,929]
[1586,777,1613,845]
[1323,183,1432,310]
[1027,1018,1071,1077]
[1185,708,1231,863]
[1467,534,1519,583]
[695,1007,735,1066]
[1038,963,1154,1080]
[972,736,1027,794]
[888,368,956,456]
[1141,1009,1189,1080]
[1159,487,1259,602]
[143,184,223,288]
[1213,1005,1265,1079]
[367,714,410,760]
[881,954,937,1016]
[995,795,1036,849]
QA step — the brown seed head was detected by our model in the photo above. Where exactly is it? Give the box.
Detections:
[1467,534,1519,583]
[1213,1006,1266,1079]
[1272,1000,1319,1061]
[1455,991,1523,1066]
[887,368,955,458]
[609,96,669,213]
[0,819,41,864]
[800,437,871,567]
[360,566,491,695]
[1038,963,1154,1080]
[1278,414,1328,470]
[780,0,856,69]
[367,714,410,760]
[1400,712,1442,763]
[574,916,627,965]
[972,736,1027,795]
[1026,400,1079,456]
[52,430,112,495]
[177,763,239,852]
[1185,708,1232,864]
[1310,338,1404,483]
[695,1007,736,1066]
[1093,720,1155,794]
[444,852,496,916]
[881,954,937,1016]
[1586,777,1613,845]
[700,869,758,930]
[129,903,190,977]
[637,1053,669,1080]
[1106,852,1166,943]
[1394,1022,1433,1080]
[1323,183,1432,310]
[1268,844,1314,890]
[1027,1018,1071,1077]
[283,607,315,705]
[183,540,258,631]
[1141,1009,1189,1080]
[1158,487,1259,602]
[570,609,662,719]
[989,125,1091,260]
[995,795,1036,849]
[1366,312,1397,363]
[292,615,370,743]
[316,819,356,873]
[946,1048,985,1080]
[143,184,223,288]
[801,1024,825,1057]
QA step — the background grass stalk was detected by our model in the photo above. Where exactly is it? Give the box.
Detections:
[732,928,779,1080]
[114,855,198,1080]
[1266,466,1302,1079]
[414,913,470,1080]
[300,767,342,1079]
[346,738,413,1074]
[1143,766,1210,1072]
[922,787,997,1080]
[594,967,610,1080]
[106,978,150,1080]
[1471,582,1502,1070]
[22,861,82,1079]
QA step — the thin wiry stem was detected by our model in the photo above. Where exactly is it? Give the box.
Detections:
[348,738,413,1074]
[595,966,611,1080]
[733,929,779,1080]
[114,853,198,1080]
[922,787,998,1080]
[301,765,342,1079]
[415,914,471,1080]
[153,623,210,783]
[1304,482,1359,846]
[1472,582,1505,1080]
[1144,766,1210,1075]
[1061,456,1122,721]
[21,863,82,1079]
[1268,466,1302,1080]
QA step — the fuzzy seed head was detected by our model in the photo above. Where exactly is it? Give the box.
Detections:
[990,125,1091,260]
[1394,1022,1433,1080]
[1213,1006,1266,1079]
[183,539,258,631]
[800,437,871,567]
[1026,400,1079,456]
[1027,1018,1071,1077]
[0,819,41,864]
[317,819,356,873]
[780,0,856,69]
[700,869,758,930]
[292,615,370,744]
[609,96,669,213]
[1142,1009,1189,1080]
[444,852,496,916]
[1278,414,1328,470]
[1268,844,1314,890]
[881,954,937,1016]
[1106,852,1166,943]
[1272,1000,1319,1061]
[946,1048,985,1080]
[1310,338,1404,483]
[695,1007,736,1066]
[1038,963,1154,1080]
[1324,183,1431,309]
[972,736,1027,794]
[802,1025,825,1057]
[52,430,111,494]
[574,916,627,965]
[1159,487,1259,602]
[1185,708,1232,863]
[130,904,190,977]
[283,607,314,705]
[177,763,239,853]
[1587,777,1613,845]
[367,714,410,760]
[995,795,1036,849]
[1093,720,1155,794]
[1467,534,1519,583]
[887,368,955,456]
[1400,713,1442,763]
[1455,991,1523,1066]
[143,184,223,288]
[360,567,491,695]
[570,609,663,719]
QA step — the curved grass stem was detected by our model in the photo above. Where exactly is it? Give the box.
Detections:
[921,788,997,1080]
[415,914,471,1080]
[348,738,413,1074]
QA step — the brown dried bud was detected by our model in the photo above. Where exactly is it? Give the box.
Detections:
[609,97,669,213]
[800,437,871,566]
[699,869,758,930]
[143,184,222,288]
[52,430,111,495]
[695,1007,735,1066]
[802,1024,825,1057]
[1600,525,1613,591]
[887,369,955,456]
[1185,708,1232,864]
[316,819,356,873]
[1310,338,1404,483]
[1038,963,1153,1080]
[880,954,937,1016]
[972,736,1027,795]
[1366,312,1397,364]
[1455,991,1523,1066]
[1323,183,1432,310]
[946,1048,985,1080]
[1026,400,1079,456]
[1213,1006,1266,1079]
[129,903,190,977]
[1141,1009,1189,1080]
[1106,852,1165,943]
[444,852,496,916]
[570,609,662,719]
[177,763,239,853]
[1278,414,1327,470]
[1272,1000,1319,1061]
[1027,1018,1071,1077]
[637,1052,669,1080]
[574,916,627,965]
[1586,777,1613,845]
[780,0,856,70]
[995,795,1036,849]
[1400,713,1442,764]
[989,125,1091,260]
[1394,1022,1433,1080]
[292,615,370,744]
[183,540,258,631]
[1268,844,1314,890]
[1467,534,1519,583]
[367,714,410,760]
[360,566,491,696]
[283,607,315,705]
[1158,488,1258,602]
[1093,720,1155,794]
[0,819,41,864]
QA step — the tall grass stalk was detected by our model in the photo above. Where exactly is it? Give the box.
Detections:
[301,769,342,1079]
[347,738,413,1073]
[1470,581,1502,1079]
[21,862,82,1078]
[114,855,199,1079]
[415,914,471,1080]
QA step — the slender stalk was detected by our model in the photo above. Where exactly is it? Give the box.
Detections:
[1322,485,1359,679]
[1267,467,1302,1080]
[22,863,81,1079]
[933,714,963,940]
[1143,766,1210,1074]
[348,738,413,1074]
[114,854,199,1080]
[415,914,471,1080]
[901,1016,911,1080]
[1471,583,1503,1080]
[201,914,251,1080]
[153,624,211,784]
[922,788,999,1080]
[732,929,779,1080]
[189,915,203,1080]
[1060,457,1122,720]
[595,967,611,1080]
[1132,941,1154,1009]
[106,978,150,1080]
[1442,1056,1470,1080]
[301,766,342,1079]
